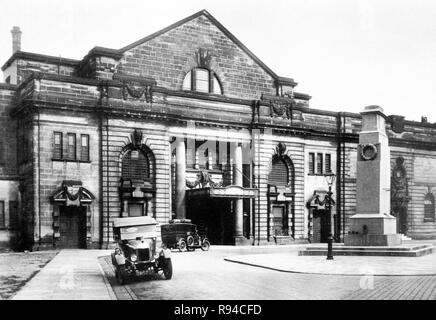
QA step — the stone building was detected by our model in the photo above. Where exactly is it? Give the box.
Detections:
[0,10,435,250]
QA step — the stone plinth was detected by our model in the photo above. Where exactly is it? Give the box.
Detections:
[234,236,252,246]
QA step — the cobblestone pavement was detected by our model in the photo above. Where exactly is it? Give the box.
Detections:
[347,276,436,300]
[99,245,436,300]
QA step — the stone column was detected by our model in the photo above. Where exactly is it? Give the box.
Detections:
[175,138,186,219]
[232,142,244,240]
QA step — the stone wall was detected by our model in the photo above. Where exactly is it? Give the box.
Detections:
[0,85,17,177]
[101,119,172,247]
[119,14,277,101]
[35,110,101,248]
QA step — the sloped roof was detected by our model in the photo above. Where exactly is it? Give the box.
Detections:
[118,9,279,79]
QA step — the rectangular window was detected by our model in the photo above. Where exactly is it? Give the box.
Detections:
[54,132,63,159]
[308,153,315,175]
[0,201,5,228]
[67,133,76,160]
[316,153,323,175]
[325,154,332,173]
[0,139,4,165]
[80,134,89,161]
[9,201,18,230]
[195,69,209,93]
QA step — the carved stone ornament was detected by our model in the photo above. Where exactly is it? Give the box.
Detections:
[195,48,212,69]
[269,99,296,119]
[359,143,378,161]
[122,82,153,102]
[391,157,410,208]
[274,142,287,159]
[98,81,109,99]
[390,115,405,134]
[131,129,143,147]
[186,171,223,189]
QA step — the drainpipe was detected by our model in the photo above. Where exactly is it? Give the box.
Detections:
[37,109,42,248]
[106,115,110,249]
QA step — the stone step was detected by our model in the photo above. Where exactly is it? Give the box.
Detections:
[299,245,434,257]
[305,244,431,252]
[401,234,412,241]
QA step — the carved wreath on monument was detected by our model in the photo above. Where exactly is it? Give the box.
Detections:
[359,143,378,161]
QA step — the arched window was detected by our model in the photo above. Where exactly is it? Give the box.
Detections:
[182,68,223,94]
[424,192,435,221]
[121,149,150,184]
[268,159,289,186]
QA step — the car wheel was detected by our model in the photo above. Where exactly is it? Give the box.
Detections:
[186,235,194,246]
[178,239,187,252]
[162,258,173,280]
[116,265,127,285]
[201,240,210,251]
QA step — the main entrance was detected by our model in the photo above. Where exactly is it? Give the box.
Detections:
[186,186,258,245]
[58,206,87,248]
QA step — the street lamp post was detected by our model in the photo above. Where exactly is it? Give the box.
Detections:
[324,173,336,260]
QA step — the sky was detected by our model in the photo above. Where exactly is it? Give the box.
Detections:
[0,0,435,122]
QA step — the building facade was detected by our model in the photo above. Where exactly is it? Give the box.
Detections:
[0,10,435,250]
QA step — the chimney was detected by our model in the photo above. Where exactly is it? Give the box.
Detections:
[11,26,22,54]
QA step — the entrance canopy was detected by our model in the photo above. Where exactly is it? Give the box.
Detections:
[186,186,258,199]
[51,180,95,206]
[307,189,333,210]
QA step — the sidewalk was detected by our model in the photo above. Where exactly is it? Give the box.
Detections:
[224,243,436,276]
[13,249,115,300]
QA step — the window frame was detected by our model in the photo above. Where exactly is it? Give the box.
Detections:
[325,153,332,174]
[66,133,76,160]
[0,201,5,229]
[0,138,4,165]
[316,153,323,175]
[424,192,435,222]
[183,68,223,95]
[53,131,63,159]
[80,134,90,162]
[308,152,315,175]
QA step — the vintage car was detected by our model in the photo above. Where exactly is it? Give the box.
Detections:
[111,216,172,285]
[161,219,210,252]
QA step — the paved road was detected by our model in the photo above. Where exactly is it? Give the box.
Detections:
[99,246,436,300]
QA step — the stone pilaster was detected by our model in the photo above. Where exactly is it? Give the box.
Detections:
[175,138,186,219]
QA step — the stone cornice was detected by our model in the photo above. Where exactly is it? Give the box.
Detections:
[1,51,80,71]
[0,83,17,91]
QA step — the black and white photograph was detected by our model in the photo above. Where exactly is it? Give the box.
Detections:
[0,0,435,310]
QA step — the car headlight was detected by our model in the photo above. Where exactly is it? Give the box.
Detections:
[130,253,137,262]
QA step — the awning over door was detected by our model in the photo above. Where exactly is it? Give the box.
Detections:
[186,186,258,199]
[51,180,95,206]
[307,189,335,210]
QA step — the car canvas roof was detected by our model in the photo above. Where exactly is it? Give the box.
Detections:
[113,216,157,228]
